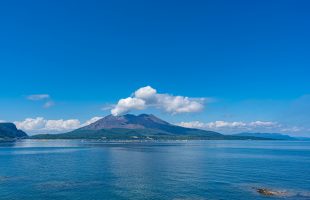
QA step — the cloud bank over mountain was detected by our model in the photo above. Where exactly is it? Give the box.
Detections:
[177,120,306,135]
[14,117,103,135]
[10,116,307,136]
[111,86,207,116]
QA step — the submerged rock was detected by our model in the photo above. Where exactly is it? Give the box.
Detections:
[0,176,9,181]
[255,188,287,196]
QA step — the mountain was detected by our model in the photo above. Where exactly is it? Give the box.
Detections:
[0,123,28,139]
[31,114,277,140]
[234,132,296,140]
[32,114,236,140]
[79,114,223,136]
[80,114,171,130]
[295,137,310,141]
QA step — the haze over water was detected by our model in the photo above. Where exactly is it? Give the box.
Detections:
[0,140,309,200]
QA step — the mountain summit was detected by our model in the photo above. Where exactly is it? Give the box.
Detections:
[81,114,171,130]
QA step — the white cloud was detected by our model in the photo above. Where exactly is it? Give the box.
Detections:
[44,119,81,131]
[101,104,115,111]
[27,94,55,108]
[82,117,103,126]
[27,94,50,101]
[249,121,278,127]
[177,120,283,133]
[14,117,46,131]
[206,121,247,128]
[43,101,55,108]
[111,97,146,116]
[280,126,303,133]
[14,116,103,134]
[111,86,206,116]
[134,86,157,100]
[157,95,204,114]
[177,121,206,129]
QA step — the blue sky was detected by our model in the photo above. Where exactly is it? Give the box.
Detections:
[0,0,309,135]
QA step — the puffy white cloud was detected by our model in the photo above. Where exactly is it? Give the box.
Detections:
[157,95,204,114]
[177,120,282,133]
[14,116,103,134]
[27,94,50,101]
[111,97,146,116]
[206,121,247,128]
[111,86,206,116]
[15,117,47,130]
[44,119,80,131]
[134,86,157,100]
[14,117,80,132]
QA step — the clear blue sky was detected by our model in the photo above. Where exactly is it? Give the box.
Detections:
[0,0,309,135]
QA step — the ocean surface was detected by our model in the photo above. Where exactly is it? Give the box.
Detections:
[0,140,309,200]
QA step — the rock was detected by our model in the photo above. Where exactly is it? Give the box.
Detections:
[0,176,10,182]
[255,188,286,196]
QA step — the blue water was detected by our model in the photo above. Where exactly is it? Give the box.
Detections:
[0,140,309,200]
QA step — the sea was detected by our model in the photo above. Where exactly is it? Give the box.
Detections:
[0,140,309,200]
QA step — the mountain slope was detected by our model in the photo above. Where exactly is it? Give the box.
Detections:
[0,123,28,139]
[80,114,221,136]
[81,114,170,130]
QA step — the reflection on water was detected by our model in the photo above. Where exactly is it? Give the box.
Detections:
[0,140,310,200]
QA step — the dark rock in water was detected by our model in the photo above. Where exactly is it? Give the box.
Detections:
[253,187,310,198]
[0,176,9,181]
[0,123,28,139]
[255,188,286,196]
[257,188,276,196]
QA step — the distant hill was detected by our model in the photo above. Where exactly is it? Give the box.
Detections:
[0,123,28,140]
[234,132,296,140]
[295,137,310,141]
[32,114,268,140]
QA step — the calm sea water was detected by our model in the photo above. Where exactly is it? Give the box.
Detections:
[0,140,309,200]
